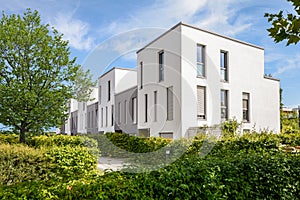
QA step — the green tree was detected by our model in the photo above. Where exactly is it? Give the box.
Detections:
[0,9,94,143]
[265,0,300,45]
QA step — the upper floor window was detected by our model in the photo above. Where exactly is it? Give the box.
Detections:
[108,81,111,101]
[197,44,205,77]
[221,90,228,120]
[220,51,228,81]
[243,93,250,122]
[159,51,164,82]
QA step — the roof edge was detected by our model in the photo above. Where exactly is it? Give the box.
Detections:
[137,22,264,53]
[98,67,137,79]
[264,76,280,82]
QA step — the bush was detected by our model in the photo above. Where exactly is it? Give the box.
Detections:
[0,134,19,144]
[44,145,97,180]
[30,135,100,158]
[0,144,50,186]
[87,133,170,158]
[0,143,98,186]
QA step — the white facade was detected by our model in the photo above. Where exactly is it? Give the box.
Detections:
[98,68,137,133]
[137,22,280,139]
[61,22,280,138]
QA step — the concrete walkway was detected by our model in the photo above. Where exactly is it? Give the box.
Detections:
[97,157,128,171]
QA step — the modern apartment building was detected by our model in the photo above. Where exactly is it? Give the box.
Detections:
[60,22,280,138]
[137,22,280,139]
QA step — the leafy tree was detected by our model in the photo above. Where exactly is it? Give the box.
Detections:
[265,0,300,45]
[0,9,94,143]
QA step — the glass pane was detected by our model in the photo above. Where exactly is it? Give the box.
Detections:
[197,63,204,76]
[220,52,225,68]
[197,45,203,63]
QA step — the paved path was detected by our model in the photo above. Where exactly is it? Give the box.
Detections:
[97,157,128,171]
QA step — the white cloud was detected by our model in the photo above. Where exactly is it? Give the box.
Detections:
[103,0,251,37]
[273,54,300,77]
[52,13,94,51]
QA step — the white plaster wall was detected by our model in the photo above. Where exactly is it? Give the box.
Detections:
[137,25,182,139]
[98,68,137,133]
[98,69,115,133]
[180,24,280,134]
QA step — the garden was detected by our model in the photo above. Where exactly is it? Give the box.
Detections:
[0,129,300,199]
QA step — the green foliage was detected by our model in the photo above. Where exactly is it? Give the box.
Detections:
[265,0,300,45]
[0,144,50,186]
[1,132,300,199]
[281,110,299,134]
[0,9,94,143]
[44,145,97,180]
[87,132,170,157]
[0,134,19,144]
[29,134,100,158]
[221,118,241,138]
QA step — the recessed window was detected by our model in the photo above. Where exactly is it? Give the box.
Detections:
[197,86,206,119]
[118,102,121,124]
[197,44,205,77]
[132,97,137,124]
[99,86,101,104]
[124,100,127,124]
[167,86,173,121]
[108,81,111,101]
[159,51,164,82]
[220,51,228,81]
[101,108,103,127]
[221,90,228,120]
[105,106,108,127]
[154,91,157,122]
[243,93,250,122]
[111,105,114,126]
[140,62,143,89]
[145,94,148,122]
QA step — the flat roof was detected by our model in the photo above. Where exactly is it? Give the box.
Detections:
[98,67,137,79]
[137,22,264,53]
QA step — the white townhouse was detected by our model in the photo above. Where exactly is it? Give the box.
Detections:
[98,67,137,133]
[137,22,280,139]
[60,22,280,138]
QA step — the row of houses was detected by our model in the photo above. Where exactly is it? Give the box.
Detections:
[60,22,280,139]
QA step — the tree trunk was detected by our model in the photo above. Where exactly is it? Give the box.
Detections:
[19,121,26,143]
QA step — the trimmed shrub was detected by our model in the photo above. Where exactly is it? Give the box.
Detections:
[87,133,170,158]
[0,134,19,144]
[0,144,50,186]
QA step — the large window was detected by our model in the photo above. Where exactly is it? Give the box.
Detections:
[159,51,164,82]
[221,90,228,120]
[108,80,111,101]
[132,97,137,124]
[197,44,205,77]
[154,91,157,122]
[197,86,206,119]
[220,51,228,81]
[243,93,250,122]
[167,86,173,121]
[145,94,148,122]
[140,62,143,89]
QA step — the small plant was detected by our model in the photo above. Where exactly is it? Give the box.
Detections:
[221,118,241,138]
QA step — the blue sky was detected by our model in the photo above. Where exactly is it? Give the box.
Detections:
[0,0,299,109]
